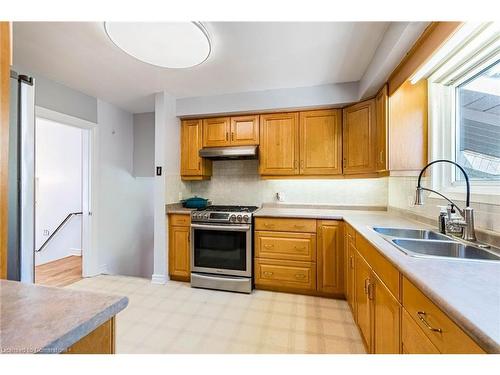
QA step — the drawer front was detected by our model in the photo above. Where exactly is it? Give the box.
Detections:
[255,259,316,291]
[255,217,317,233]
[402,277,485,354]
[255,231,316,261]
[356,234,400,300]
[168,213,191,227]
[401,308,440,354]
[346,223,356,242]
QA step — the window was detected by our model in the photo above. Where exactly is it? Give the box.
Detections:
[455,60,500,181]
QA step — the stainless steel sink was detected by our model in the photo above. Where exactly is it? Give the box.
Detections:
[391,238,500,261]
[373,227,450,241]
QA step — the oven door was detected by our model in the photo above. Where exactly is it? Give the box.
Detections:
[191,223,252,277]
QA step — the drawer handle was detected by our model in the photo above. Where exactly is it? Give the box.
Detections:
[295,274,306,279]
[263,271,274,278]
[263,244,274,249]
[349,256,354,269]
[364,278,370,294]
[367,282,374,300]
[417,311,442,333]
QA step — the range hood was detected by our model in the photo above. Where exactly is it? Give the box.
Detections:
[199,145,258,160]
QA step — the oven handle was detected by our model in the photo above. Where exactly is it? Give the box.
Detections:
[191,223,251,231]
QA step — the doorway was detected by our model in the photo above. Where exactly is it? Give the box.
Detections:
[33,107,96,286]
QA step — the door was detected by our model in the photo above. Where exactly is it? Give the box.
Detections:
[355,251,373,352]
[346,235,356,314]
[259,112,299,175]
[203,117,230,147]
[181,119,203,176]
[373,274,401,354]
[343,99,376,174]
[375,85,388,172]
[317,220,343,295]
[299,109,342,175]
[401,309,440,354]
[230,115,259,146]
[168,225,190,280]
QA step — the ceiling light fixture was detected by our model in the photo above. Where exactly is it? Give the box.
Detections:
[104,22,211,69]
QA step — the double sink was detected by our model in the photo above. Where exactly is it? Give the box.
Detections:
[373,227,500,262]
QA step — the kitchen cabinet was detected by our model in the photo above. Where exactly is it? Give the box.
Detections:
[375,85,388,172]
[354,250,373,352]
[65,318,115,354]
[259,112,299,175]
[343,99,376,175]
[401,308,440,354]
[180,119,212,180]
[255,258,316,293]
[317,220,344,296]
[168,214,191,281]
[299,109,342,175]
[230,115,260,145]
[345,225,356,315]
[203,117,231,147]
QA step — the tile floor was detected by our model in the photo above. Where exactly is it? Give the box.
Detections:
[66,275,365,354]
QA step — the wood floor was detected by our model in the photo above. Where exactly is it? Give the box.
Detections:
[35,255,82,287]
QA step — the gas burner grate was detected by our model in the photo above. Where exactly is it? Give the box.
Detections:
[201,205,258,213]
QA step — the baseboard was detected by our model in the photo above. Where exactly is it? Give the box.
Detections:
[151,274,168,284]
[69,248,82,257]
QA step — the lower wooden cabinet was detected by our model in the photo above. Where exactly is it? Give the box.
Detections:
[354,251,373,351]
[345,225,356,314]
[255,258,316,293]
[64,318,115,354]
[168,213,191,281]
[317,220,344,296]
[373,274,401,354]
[401,308,440,354]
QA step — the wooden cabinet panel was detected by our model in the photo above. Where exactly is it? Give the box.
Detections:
[389,80,428,173]
[402,277,485,354]
[181,119,211,179]
[373,274,401,354]
[317,220,344,295]
[355,251,373,352]
[299,109,342,175]
[346,234,356,315]
[375,85,388,172]
[65,318,115,354]
[255,217,317,233]
[255,258,316,292]
[255,231,316,262]
[203,117,230,147]
[168,217,191,281]
[259,112,299,175]
[401,308,440,354]
[343,99,376,174]
[230,115,259,145]
[169,213,190,227]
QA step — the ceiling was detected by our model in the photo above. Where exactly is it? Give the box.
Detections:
[14,22,391,113]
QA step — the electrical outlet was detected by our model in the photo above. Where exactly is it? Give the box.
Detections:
[275,192,285,202]
[43,229,50,236]
[178,192,183,201]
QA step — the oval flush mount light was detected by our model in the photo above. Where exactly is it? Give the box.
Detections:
[104,22,211,69]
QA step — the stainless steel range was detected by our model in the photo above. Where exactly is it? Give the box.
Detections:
[190,205,258,294]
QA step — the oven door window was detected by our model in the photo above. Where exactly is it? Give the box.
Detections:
[193,228,247,271]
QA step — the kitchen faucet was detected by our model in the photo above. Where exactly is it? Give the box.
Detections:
[414,159,476,242]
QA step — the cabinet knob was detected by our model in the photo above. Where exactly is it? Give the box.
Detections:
[263,271,274,278]
[263,244,274,249]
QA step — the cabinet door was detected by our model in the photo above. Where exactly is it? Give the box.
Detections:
[401,309,440,354]
[230,115,259,146]
[375,85,388,172]
[259,112,299,175]
[317,220,344,295]
[343,99,376,174]
[168,225,190,280]
[181,119,204,176]
[346,235,356,315]
[299,109,342,175]
[355,251,373,352]
[203,117,230,147]
[373,275,401,354]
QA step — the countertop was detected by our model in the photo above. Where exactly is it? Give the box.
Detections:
[165,203,196,214]
[254,205,500,353]
[0,280,128,354]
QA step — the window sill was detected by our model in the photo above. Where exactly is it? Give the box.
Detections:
[429,187,500,206]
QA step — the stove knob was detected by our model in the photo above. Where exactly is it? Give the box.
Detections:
[242,215,249,222]
[237,215,242,222]
[203,213,210,219]
[229,214,236,222]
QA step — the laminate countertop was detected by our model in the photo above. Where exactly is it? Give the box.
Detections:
[165,203,196,215]
[254,205,500,353]
[0,280,128,354]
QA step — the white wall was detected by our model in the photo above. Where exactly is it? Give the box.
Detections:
[97,100,154,277]
[35,118,82,265]
[133,112,155,177]
[187,160,388,207]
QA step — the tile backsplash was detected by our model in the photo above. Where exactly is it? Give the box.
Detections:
[182,159,388,207]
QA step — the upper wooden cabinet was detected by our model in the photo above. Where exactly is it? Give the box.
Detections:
[259,112,299,175]
[343,99,376,175]
[299,109,342,175]
[230,115,260,145]
[203,117,231,147]
[180,119,212,180]
[375,85,388,172]
[389,80,428,174]
[203,115,259,147]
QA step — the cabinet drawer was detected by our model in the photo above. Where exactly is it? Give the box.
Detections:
[255,217,316,233]
[346,223,356,241]
[356,234,400,300]
[168,214,191,227]
[255,258,316,291]
[402,277,485,354]
[255,231,316,262]
[401,308,440,354]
